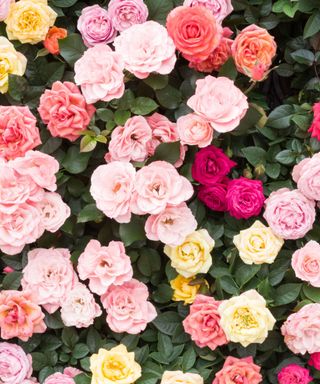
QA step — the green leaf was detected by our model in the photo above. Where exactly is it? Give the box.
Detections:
[303,285,320,302]
[73,343,90,359]
[137,248,161,277]
[87,327,104,353]
[77,204,104,223]
[59,34,86,66]
[235,264,261,288]
[62,146,92,174]
[62,327,79,348]
[156,85,182,109]
[39,367,55,382]
[144,74,169,90]
[291,49,315,65]
[44,312,64,329]
[153,311,181,336]
[96,109,114,122]
[119,215,146,246]
[265,163,281,179]
[182,347,197,371]
[219,276,240,295]
[74,373,92,384]
[131,97,158,115]
[80,136,97,153]
[273,284,302,306]
[304,10,320,38]
[51,0,78,7]
[275,150,296,165]
[31,352,48,371]
[114,110,131,125]
[218,57,238,80]
[148,141,180,165]
[242,147,267,166]
[2,271,22,290]
[144,0,174,24]
[283,2,299,17]
[267,105,294,129]
[8,75,28,101]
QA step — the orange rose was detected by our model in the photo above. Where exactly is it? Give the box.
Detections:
[166,6,222,63]
[231,24,277,81]
[43,26,67,55]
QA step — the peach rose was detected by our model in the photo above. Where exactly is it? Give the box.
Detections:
[177,113,213,147]
[166,6,222,63]
[232,25,277,81]
[292,153,320,201]
[292,240,320,287]
[187,75,248,133]
[38,81,96,141]
[43,26,67,55]
[183,0,233,23]
[0,290,46,341]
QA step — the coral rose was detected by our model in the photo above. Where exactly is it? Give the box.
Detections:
[232,25,277,81]
[166,6,222,63]
[43,26,67,55]
[308,102,320,141]
[114,21,176,79]
[292,240,320,287]
[161,371,203,384]
[38,81,95,141]
[309,352,320,370]
[183,0,233,23]
[278,365,312,384]
[292,153,320,201]
[108,0,148,32]
[170,275,204,305]
[198,180,229,212]
[177,114,213,148]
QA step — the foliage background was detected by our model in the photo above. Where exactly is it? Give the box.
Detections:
[1,0,320,383]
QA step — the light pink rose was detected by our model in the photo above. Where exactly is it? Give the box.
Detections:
[38,81,95,142]
[281,303,320,354]
[0,290,46,341]
[263,188,316,240]
[146,113,178,154]
[74,44,125,104]
[183,0,233,23]
[21,248,78,313]
[78,239,133,295]
[187,76,248,133]
[131,161,194,215]
[0,342,32,384]
[43,367,81,384]
[292,241,320,287]
[105,116,152,162]
[90,161,136,223]
[101,278,157,334]
[114,21,176,79]
[77,5,116,47]
[292,153,320,201]
[0,0,11,21]
[0,106,41,160]
[177,113,213,148]
[183,295,227,351]
[108,0,148,31]
[60,283,102,328]
[22,380,38,384]
[145,203,197,246]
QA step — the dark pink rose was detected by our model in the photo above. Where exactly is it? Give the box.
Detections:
[278,364,312,384]
[309,102,320,141]
[309,352,320,370]
[197,179,229,211]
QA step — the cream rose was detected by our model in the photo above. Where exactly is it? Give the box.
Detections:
[160,371,203,384]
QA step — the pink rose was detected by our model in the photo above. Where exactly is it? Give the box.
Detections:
[0,0,11,21]
[90,161,136,223]
[177,114,213,148]
[43,368,81,384]
[309,352,320,370]
[74,44,125,104]
[131,161,194,215]
[38,81,95,141]
[226,177,265,219]
[292,153,320,201]
[0,290,46,341]
[101,278,157,334]
[108,0,148,32]
[145,203,197,246]
[105,116,152,162]
[197,180,228,212]
[36,192,70,233]
[213,356,262,384]
[263,188,316,240]
[77,5,116,47]
[183,295,227,350]
[292,240,320,287]
[21,248,78,313]
[0,106,41,160]
[281,303,320,354]
[0,342,32,384]
[114,21,176,79]
[187,76,248,133]
[183,0,233,23]
[278,365,312,384]
[60,283,102,328]
[78,239,133,295]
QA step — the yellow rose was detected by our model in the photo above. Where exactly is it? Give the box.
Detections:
[164,229,214,278]
[5,0,57,44]
[160,371,203,384]
[218,290,276,347]
[170,275,205,304]
[0,37,27,94]
[233,220,284,265]
[90,345,141,384]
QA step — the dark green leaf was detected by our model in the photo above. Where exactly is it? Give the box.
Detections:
[131,97,158,115]
[59,34,86,66]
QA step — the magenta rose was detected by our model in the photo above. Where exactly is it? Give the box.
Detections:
[278,365,312,384]
[108,0,148,32]
[192,145,236,186]
[197,179,229,211]
[309,352,320,370]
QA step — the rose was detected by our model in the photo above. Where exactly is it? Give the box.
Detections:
[177,114,213,148]
[131,161,194,215]
[78,239,133,295]
[0,290,46,341]
[278,365,313,384]
[21,248,77,313]
[114,21,176,79]
[44,368,81,384]
[145,203,197,246]
[309,353,320,370]
[197,181,229,212]
[166,6,222,62]
[292,153,320,200]
[0,0,10,21]
[60,283,102,328]
[5,0,57,44]
[90,345,141,384]
[101,279,157,334]
[183,294,227,350]
[232,25,277,81]
[0,37,27,94]
[74,45,124,104]
[233,220,284,265]
[164,229,215,277]
[90,161,136,223]
[187,76,248,132]
[43,26,67,55]
[0,342,32,384]
[292,241,320,287]
[160,371,203,384]
[218,290,276,347]
[263,188,316,240]
[308,102,320,140]
[108,0,148,32]
[170,275,204,304]
[213,356,262,384]
[77,5,116,47]
[183,0,233,23]
[38,81,95,141]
